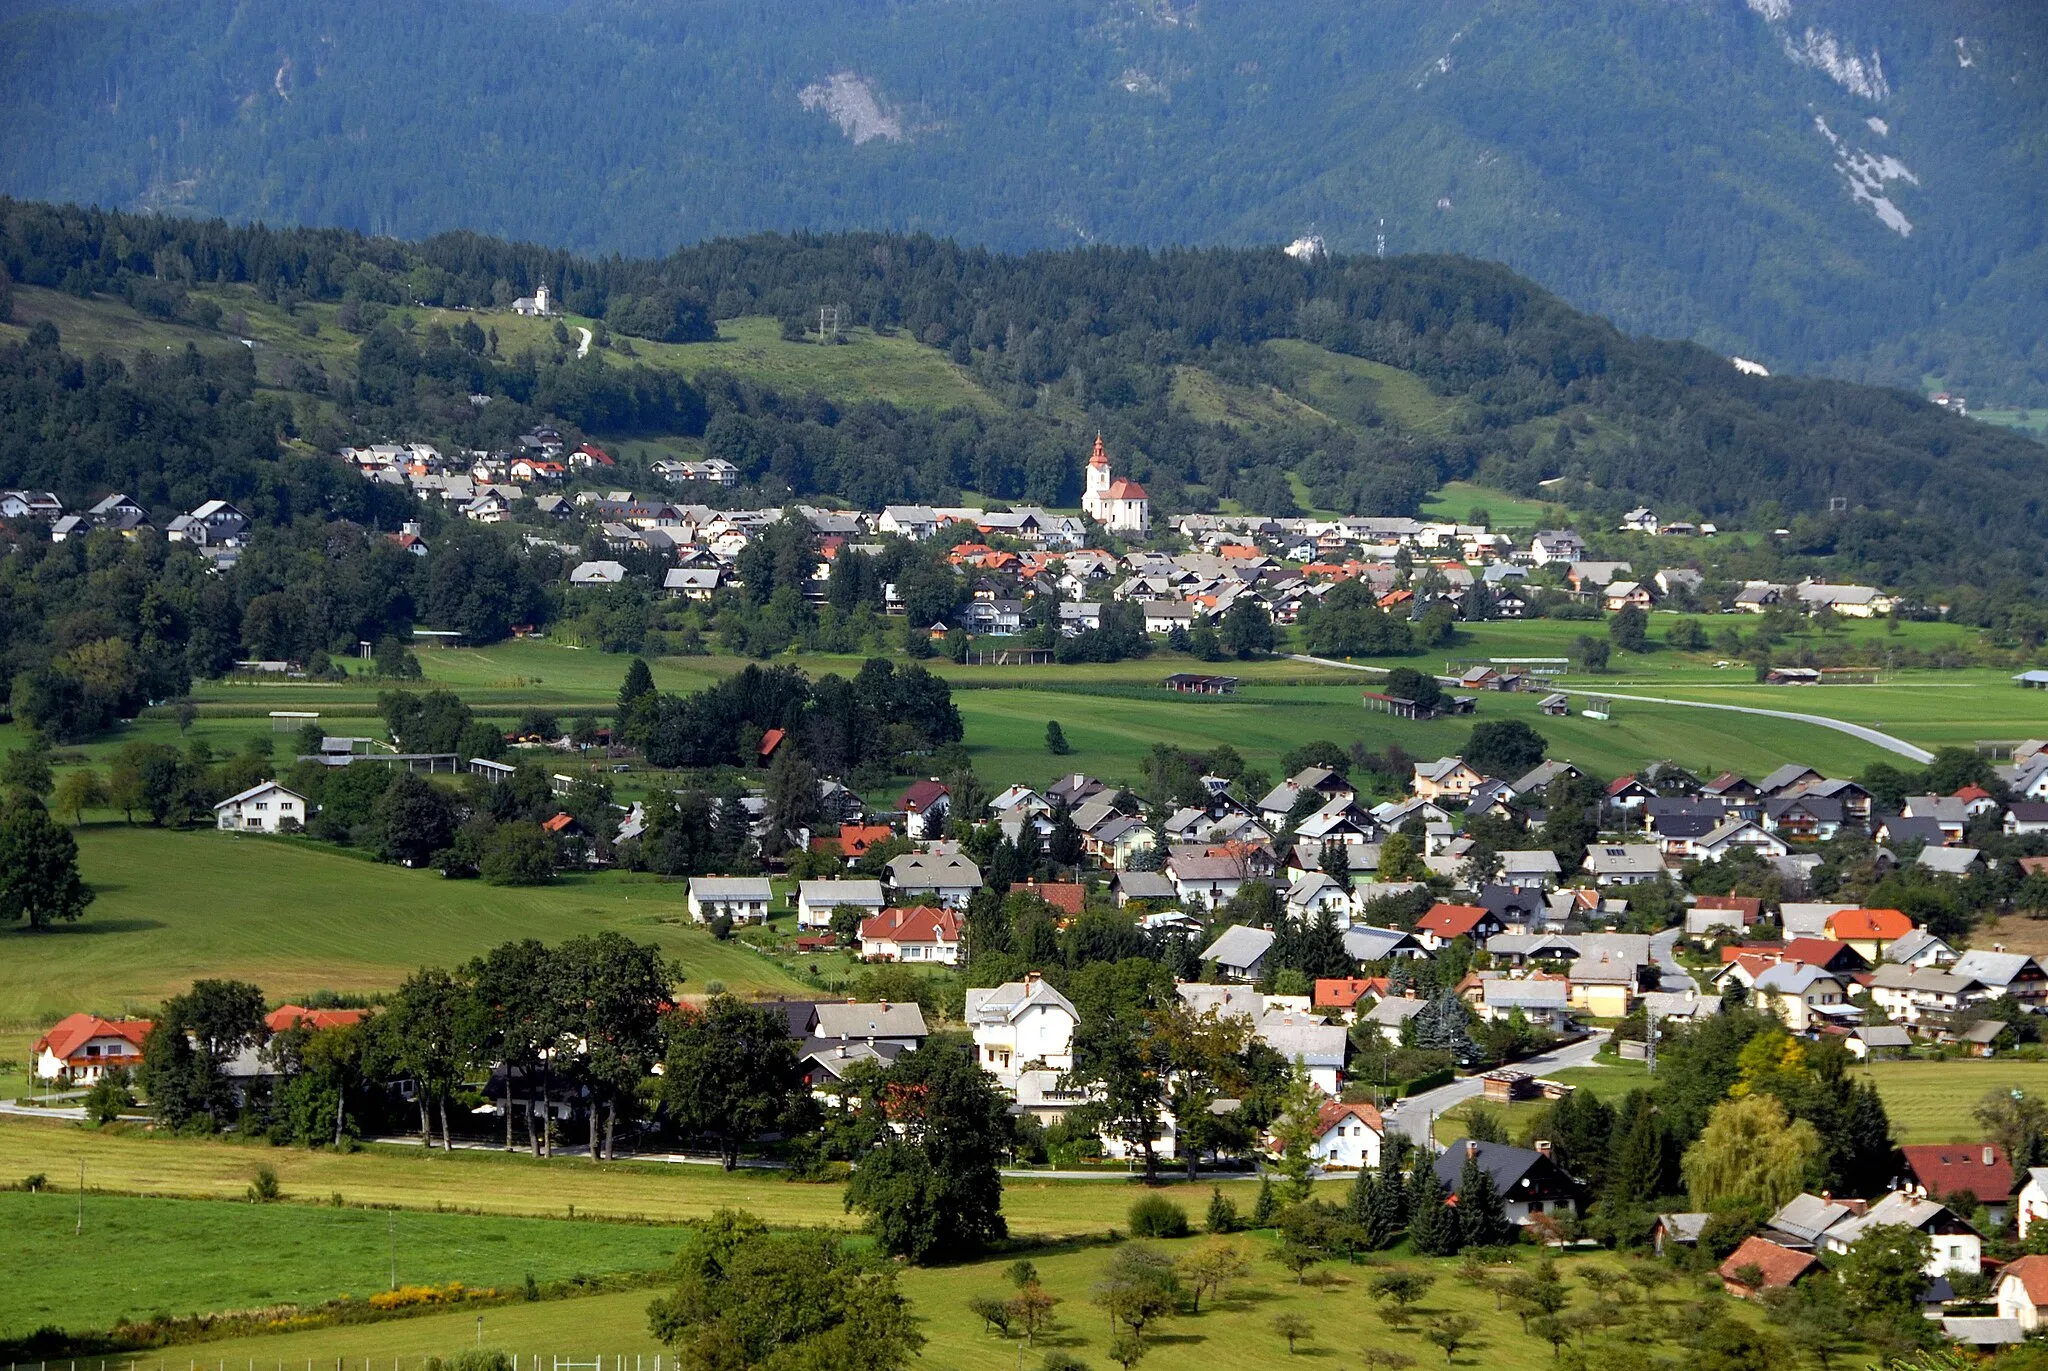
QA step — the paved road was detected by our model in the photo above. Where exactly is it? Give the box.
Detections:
[0,1100,86,1121]
[1291,652,1932,763]
[576,326,593,358]
[1556,687,1934,763]
[1379,1030,1609,1146]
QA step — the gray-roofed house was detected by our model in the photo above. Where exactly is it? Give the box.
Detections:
[1780,902,1857,939]
[1114,871,1179,906]
[1918,846,1984,877]
[1363,994,1429,1043]
[1885,928,1958,968]
[1822,1191,1981,1273]
[1499,848,1563,889]
[965,974,1079,1088]
[1257,1015,1349,1094]
[1950,950,2048,1006]
[1201,925,1277,982]
[1343,926,1427,962]
[1581,844,1668,885]
[1480,975,1572,1027]
[886,851,984,908]
[1849,1025,1914,1060]
[687,876,772,925]
[795,879,886,930]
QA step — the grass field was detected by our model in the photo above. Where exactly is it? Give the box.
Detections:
[1853,1058,2048,1143]
[1419,482,1560,530]
[83,1224,1738,1371]
[0,1117,1306,1241]
[1266,338,1465,437]
[1,1191,684,1338]
[0,827,805,1033]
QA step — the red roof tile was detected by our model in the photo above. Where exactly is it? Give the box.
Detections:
[1315,977,1385,1010]
[1780,937,1857,967]
[1825,908,1912,942]
[266,1005,367,1033]
[758,728,786,760]
[901,779,949,812]
[1017,882,1085,916]
[33,1013,152,1063]
[1718,1236,1818,1291]
[2003,1255,2048,1306]
[1900,1143,2013,1204]
[1417,904,1492,939]
[859,906,963,949]
[1316,1100,1385,1136]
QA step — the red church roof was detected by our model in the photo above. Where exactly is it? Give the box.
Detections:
[1105,477,1148,501]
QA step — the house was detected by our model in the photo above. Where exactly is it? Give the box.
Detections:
[1950,950,2048,1007]
[1411,756,1483,803]
[1822,1191,1981,1274]
[1847,1024,1912,1060]
[167,499,249,546]
[1080,435,1150,534]
[1113,871,1179,906]
[2006,803,2048,836]
[687,876,772,924]
[1750,962,1855,1031]
[1823,908,1913,962]
[0,489,64,523]
[1200,925,1277,982]
[1415,903,1505,951]
[1498,849,1562,890]
[1687,895,1761,938]
[965,974,1079,1087]
[1257,767,1356,828]
[569,560,629,586]
[899,780,951,839]
[795,878,887,930]
[1652,1212,1710,1257]
[265,1004,367,1034]
[885,851,983,908]
[1899,1144,2013,1227]
[1917,846,1984,877]
[1308,1100,1386,1169]
[1314,978,1381,1020]
[1259,1015,1350,1095]
[1581,844,1668,885]
[1362,993,1429,1044]
[1434,1139,1582,1225]
[2018,1170,2048,1242]
[1603,581,1654,612]
[1865,963,1990,1027]
[1168,854,1250,908]
[1885,928,1958,968]
[1694,819,1789,863]
[857,906,963,965]
[1480,975,1572,1028]
[1528,531,1586,566]
[663,567,726,600]
[32,1014,152,1084]
[213,781,311,833]
[1778,937,1870,976]
[1996,1256,2048,1332]
[1718,1237,1819,1298]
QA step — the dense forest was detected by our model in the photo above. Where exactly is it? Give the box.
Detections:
[1,0,2042,406]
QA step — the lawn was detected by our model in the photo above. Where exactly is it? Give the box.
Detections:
[1420,482,1561,531]
[0,826,805,1033]
[0,1190,684,1339]
[1854,1058,2048,1144]
[1266,338,1466,437]
[0,1117,1303,1234]
[113,1224,1735,1371]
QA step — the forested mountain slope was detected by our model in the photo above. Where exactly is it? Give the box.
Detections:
[0,0,2042,406]
[1,203,2042,618]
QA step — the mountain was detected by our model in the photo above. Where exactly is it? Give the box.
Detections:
[2,204,2044,624]
[0,0,2043,407]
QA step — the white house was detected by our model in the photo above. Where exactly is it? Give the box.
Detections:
[32,1013,152,1085]
[214,781,310,833]
[686,876,772,924]
[2018,1169,2048,1242]
[1308,1100,1385,1170]
[1580,844,1668,885]
[1996,1256,2048,1332]
[965,974,1080,1088]
[857,906,963,965]
[569,560,629,586]
[1821,1191,1980,1275]
[795,878,886,930]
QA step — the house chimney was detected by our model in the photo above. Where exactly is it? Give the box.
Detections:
[1466,1138,1480,1159]
[1535,1139,1552,1159]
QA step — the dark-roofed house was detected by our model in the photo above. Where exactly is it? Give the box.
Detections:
[899,779,951,839]
[1433,1138,1583,1226]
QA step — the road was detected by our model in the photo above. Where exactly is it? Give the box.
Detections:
[1288,652,1933,763]
[576,326,593,358]
[1379,1030,1609,1146]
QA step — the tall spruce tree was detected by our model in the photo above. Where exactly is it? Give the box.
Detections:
[1409,1161,1463,1256]
[1604,1091,1668,1206]
[1456,1151,1514,1249]
[1412,988,1482,1066]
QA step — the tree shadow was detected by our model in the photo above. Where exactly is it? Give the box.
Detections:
[7,916,162,935]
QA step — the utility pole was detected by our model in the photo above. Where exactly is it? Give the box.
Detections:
[76,1158,84,1235]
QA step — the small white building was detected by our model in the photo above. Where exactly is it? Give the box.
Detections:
[686,876,772,924]
[1308,1100,1385,1170]
[214,781,311,833]
[795,879,886,930]
[965,974,1079,1089]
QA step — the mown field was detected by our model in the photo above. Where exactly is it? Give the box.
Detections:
[42,1219,1749,1371]
[1,1190,684,1339]
[0,826,805,1033]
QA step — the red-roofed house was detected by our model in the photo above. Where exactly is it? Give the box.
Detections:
[1997,1254,2048,1330]
[1315,977,1386,1020]
[1606,776,1655,808]
[1015,881,1085,917]
[1779,937,1869,975]
[1415,903,1505,951]
[857,906,963,965]
[1901,1143,2014,1225]
[265,1005,368,1034]
[32,1014,152,1084]
[1309,1100,1386,1169]
[1955,784,2000,819]
[758,728,786,762]
[900,780,951,839]
[572,443,615,468]
[817,823,895,859]
[1824,908,1914,961]
[1719,1236,1820,1297]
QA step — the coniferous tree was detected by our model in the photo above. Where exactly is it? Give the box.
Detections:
[1455,1152,1513,1249]
[1347,1162,1377,1226]
[1604,1091,1668,1206]
[1837,1079,1897,1198]
[1250,1175,1278,1228]
[1409,1162,1463,1256]
[1412,988,1482,1066]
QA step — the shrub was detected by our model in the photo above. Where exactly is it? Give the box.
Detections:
[1128,1194,1190,1239]
[247,1166,281,1203]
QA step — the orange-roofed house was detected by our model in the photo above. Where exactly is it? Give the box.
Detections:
[1219,544,1261,560]
[1315,977,1385,1020]
[857,906,964,966]
[1824,908,1914,961]
[1415,903,1505,951]
[1308,1100,1386,1169]
[541,811,580,836]
[1719,1237,1819,1297]
[265,1005,368,1034]
[32,1014,152,1085]
[817,823,895,859]
[1015,881,1086,917]
[758,728,786,762]
[1997,1254,2048,1330]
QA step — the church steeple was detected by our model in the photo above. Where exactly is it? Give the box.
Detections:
[1088,433,1108,469]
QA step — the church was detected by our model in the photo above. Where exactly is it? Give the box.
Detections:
[1080,435,1149,535]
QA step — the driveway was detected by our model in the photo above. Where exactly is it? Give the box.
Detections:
[1379,1030,1609,1145]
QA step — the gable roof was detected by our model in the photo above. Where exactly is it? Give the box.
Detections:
[858,905,963,947]
[266,1005,367,1033]
[965,976,1078,1025]
[1417,903,1494,939]
[1719,1236,1819,1289]
[1900,1144,2013,1203]
[900,779,950,812]
[2002,1255,2048,1307]
[1316,1099,1385,1138]
[33,1013,153,1061]
[1825,908,1912,942]
[1201,924,1277,969]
